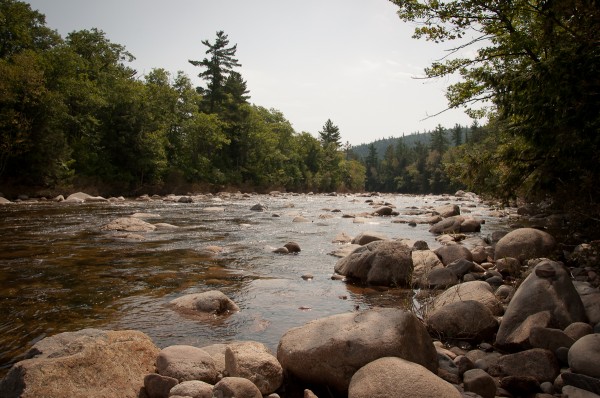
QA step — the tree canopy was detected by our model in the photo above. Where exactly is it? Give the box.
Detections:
[390,0,600,205]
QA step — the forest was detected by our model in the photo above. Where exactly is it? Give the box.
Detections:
[1,0,599,211]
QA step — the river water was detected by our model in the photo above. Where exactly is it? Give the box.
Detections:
[0,193,510,377]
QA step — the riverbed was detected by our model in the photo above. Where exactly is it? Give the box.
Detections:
[0,192,510,376]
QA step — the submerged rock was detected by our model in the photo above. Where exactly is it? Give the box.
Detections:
[170,290,240,315]
[101,217,156,232]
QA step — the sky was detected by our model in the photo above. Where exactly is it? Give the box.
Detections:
[26,0,475,146]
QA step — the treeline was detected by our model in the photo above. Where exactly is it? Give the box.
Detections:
[0,1,365,194]
[360,123,487,194]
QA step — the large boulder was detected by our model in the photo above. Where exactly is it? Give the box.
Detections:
[170,290,239,316]
[495,260,587,351]
[0,329,159,398]
[348,357,461,398]
[277,308,437,393]
[101,217,156,232]
[494,228,556,262]
[434,204,461,218]
[225,341,283,395]
[430,280,504,316]
[156,345,218,383]
[334,240,413,286]
[429,216,464,234]
[426,300,498,342]
[568,333,600,379]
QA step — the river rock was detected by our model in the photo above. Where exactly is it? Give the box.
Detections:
[0,197,10,204]
[329,244,361,258]
[446,258,476,278]
[170,291,239,315]
[580,292,600,325]
[225,341,283,395]
[568,333,600,379]
[564,322,594,341]
[332,232,352,243]
[144,373,178,398]
[284,241,301,253]
[334,239,413,286]
[372,206,394,216]
[420,267,459,289]
[250,203,267,211]
[351,231,388,245]
[463,368,497,398]
[411,249,444,285]
[426,300,498,342]
[489,348,560,383]
[494,228,556,262]
[168,380,213,398]
[429,216,464,234]
[529,327,575,351]
[495,260,587,351]
[213,377,262,398]
[434,204,461,218]
[65,192,107,202]
[348,357,461,398]
[561,372,600,396]
[156,345,218,383]
[434,244,474,266]
[496,257,521,277]
[101,217,157,232]
[430,280,504,316]
[277,308,438,392]
[0,329,159,398]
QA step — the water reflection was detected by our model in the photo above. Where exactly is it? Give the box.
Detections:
[0,194,508,376]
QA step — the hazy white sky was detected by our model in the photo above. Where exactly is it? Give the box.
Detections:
[26,0,474,145]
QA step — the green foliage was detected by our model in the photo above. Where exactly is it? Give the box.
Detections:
[319,119,342,148]
[391,0,600,205]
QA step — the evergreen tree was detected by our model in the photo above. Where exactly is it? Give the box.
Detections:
[189,30,241,113]
[319,119,341,148]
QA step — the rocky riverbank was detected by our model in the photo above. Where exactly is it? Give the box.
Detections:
[0,190,599,397]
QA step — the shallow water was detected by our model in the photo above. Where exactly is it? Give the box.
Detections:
[0,193,509,376]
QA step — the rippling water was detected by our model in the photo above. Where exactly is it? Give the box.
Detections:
[0,193,509,377]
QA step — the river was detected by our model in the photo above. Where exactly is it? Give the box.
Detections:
[0,192,510,377]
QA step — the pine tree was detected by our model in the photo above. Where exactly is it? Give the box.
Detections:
[319,119,341,148]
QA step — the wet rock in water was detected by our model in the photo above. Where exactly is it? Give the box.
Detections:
[101,217,157,232]
[52,195,64,202]
[156,345,218,383]
[170,290,240,315]
[292,216,309,223]
[351,231,388,245]
[434,244,474,266]
[332,231,352,243]
[213,377,262,398]
[334,240,413,286]
[168,380,213,398]
[65,191,108,202]
[250,203,267,211]
[131,212,161,219]
[569,333,600,379]
[372,206,394,216]
[225,341,283,395]
[489,348,560,383]
[273,247,289,254]
[495,260,587,351]
[329,244,361,258]
[143,373,178,398]
[177,196,193,203]
[426,300,498,342]
[0,196,11,204]
[494,227,556,262]
[277,308,437,393]
[429,216,464,234]
[434,204,461,218]
[0,329,159,398]
[348,357,461,398]
[430,280,504,316]
[154,223,179,230]
[284,241,301,253]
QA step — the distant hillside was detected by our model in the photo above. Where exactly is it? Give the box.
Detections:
[351,132,433,160]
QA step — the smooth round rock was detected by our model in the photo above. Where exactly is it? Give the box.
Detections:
[568,333,600,378]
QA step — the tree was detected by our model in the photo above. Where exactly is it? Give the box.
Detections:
[319,119,341,148]
[189,30,241,113]
[429,124,449,154]
[391,0,600,203]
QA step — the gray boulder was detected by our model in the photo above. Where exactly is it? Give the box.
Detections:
[334,240,413,286]
[494,228,556,262]
[213,377,262,398]
[495,260,587,351]
[489,348,560,383]
[0,329,159,398]
[429,216,464,234]
[568,333,600,379]
[426,300,498,342]
[348,357,461,398]
[277,308,438,392]
[434,244,474,266]
[170,290,239,316]
[225,341,283,395]
[168,380,213,398]
[351,231,388,245]
[156,345,218,383]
